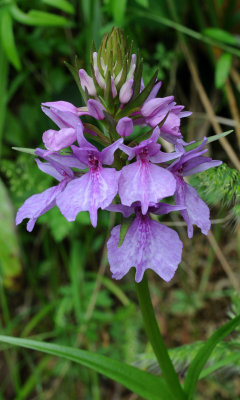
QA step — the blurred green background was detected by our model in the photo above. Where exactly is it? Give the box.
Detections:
[1,0,240,399]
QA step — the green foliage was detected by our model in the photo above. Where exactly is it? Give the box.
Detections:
[0,179,22,288]
[184,314,240,398]
[0,7,21,70]
[189,163,240,221]
[1,0,240,398]
[203,28,238,46]
[136,339,240,379]
[215,53,232,89]
[0,336,176,400]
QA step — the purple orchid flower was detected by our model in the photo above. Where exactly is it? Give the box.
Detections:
[16,149,84,232]
[118,127,182,214]
[56,125,123,227]
[169,137,222,238]
[106,202,184,282]
[41,101,89,152]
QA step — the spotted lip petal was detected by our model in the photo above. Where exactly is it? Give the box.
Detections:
[107,214,183,282]
[56,167,121,227]
[119,160,176,215]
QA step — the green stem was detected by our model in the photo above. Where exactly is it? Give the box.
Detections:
[135,274,186,400]
[0,44,8,155]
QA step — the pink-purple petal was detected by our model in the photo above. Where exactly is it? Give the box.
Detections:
[107,215,182,282]
[119,161,176,214]
[88,99,106,120]
[175,179,210,238]
[16,183,65,232]
[42,127,76,151]
[101,139,123,165]
[57,168,120,227]
[116,117,133,137]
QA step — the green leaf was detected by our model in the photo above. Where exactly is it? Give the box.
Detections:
[135,11,240,59]
[41,0,74,14]
[184,130,233,151]
[12,147,36,155]
[111,0,128,26]
[64,59,86,100]
[0,336,175,400]
[184,314,240,399]
[0,179,22,289]
[215,53,232,88]
[135,0,149,7]
[10,4,70,26]
[0,8,21,70]
[199,351,240,379]
[203,28,238,46]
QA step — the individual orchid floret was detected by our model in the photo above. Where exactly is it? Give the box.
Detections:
[118,127,181,214]
[42,119,85,154]
[41,101,89,153]
[88,99,106,120]
[107,202,184,282]
[119,79,134,104]
[16,151,79,232]
[169,137,222,238]
[159,104,192,144]
[56,125,123,228]
[79,69,97,96]
[116,117,133,137]
[141,96,174,127]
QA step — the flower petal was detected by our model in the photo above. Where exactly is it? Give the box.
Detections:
[16,184,65,232]
[101,139,123,165]
[41,107,81,129]
[42,101,78,113]
[88,99,106,120]
[175,179,210,238]
[107,215,183,282]
[119,161,176,214]
[42,127,76,152]
[57,168,120,227]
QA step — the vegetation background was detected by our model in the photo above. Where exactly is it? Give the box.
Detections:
[1,0,240,399]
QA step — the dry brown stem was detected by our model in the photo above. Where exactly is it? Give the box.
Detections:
[180,41,240,171]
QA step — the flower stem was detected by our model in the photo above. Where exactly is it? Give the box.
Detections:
[135,273,186,400]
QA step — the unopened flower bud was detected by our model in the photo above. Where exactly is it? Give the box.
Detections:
[127,54,137,80]
[115,69,122,85]
[119,79,134,104]
[94,67,106,89]
[116,117,133,137]
[79,69,96,96]
[111,76,117,98]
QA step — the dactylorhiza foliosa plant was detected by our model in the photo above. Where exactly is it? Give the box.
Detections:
[16,30,221,282]
[8,29,240,400]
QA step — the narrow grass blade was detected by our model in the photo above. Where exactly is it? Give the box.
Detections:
[184,314,240,399]
[0,336,175,400]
